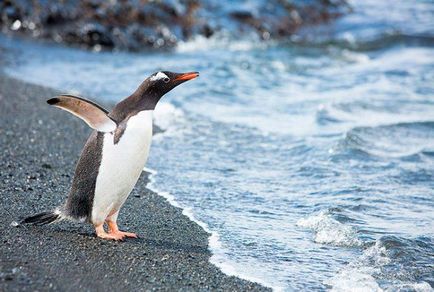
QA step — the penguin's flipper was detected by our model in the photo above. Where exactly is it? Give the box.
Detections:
[47,94,117,132]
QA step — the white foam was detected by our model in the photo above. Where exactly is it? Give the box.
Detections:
[326,240,433,292]
[297,211,362,247]
[326,269,382,292]
[340,49,370,63]
[176,34,268,53]
[153,102,186,139]
[325,243,387,291]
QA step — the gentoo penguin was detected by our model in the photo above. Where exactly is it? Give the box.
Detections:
[21,71,199,240]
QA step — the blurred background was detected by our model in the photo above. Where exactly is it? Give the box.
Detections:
[1,0,433,291]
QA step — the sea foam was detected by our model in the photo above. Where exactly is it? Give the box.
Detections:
[176,33,268,53]
[326,239,433,292]
[297,211,362,247]
[153,102,187,140]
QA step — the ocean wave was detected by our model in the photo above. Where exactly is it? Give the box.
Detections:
[153,102,187,139]
[326,236,434,291]
[176,33,269,53]
[331,32,434,52]
[297,211,362,247]
[183,26,434,57]
[341,121,434,158]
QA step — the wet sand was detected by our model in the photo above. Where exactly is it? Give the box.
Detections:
[0,74,268,291]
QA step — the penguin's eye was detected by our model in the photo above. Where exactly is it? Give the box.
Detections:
[163,77,170,83]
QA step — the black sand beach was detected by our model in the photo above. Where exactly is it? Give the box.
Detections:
[0,74,268,291]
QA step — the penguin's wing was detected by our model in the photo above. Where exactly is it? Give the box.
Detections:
[47,94,117,132]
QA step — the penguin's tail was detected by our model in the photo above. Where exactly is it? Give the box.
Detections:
[20,210,63,226]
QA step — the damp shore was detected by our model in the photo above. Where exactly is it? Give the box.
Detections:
[0,74,268,291]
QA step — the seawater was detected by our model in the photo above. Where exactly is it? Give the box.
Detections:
[1,0,434,290]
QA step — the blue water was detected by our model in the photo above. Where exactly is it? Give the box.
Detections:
[1,0,434,290]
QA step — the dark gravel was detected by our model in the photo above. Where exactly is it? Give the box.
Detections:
[0,74,269,291]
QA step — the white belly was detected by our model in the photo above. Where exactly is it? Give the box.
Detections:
[91,110,153,224]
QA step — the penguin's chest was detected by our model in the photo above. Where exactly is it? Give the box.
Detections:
[92,110,153,221]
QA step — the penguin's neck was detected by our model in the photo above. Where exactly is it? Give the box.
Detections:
[110,89,160,123]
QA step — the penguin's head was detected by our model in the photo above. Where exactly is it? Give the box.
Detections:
[128,71,198,111]
[145,71,199,97]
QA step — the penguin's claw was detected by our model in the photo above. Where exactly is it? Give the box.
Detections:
[110,230,138,239]
[96,231,125,241]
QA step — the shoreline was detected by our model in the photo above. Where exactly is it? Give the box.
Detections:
[0,74,269,291]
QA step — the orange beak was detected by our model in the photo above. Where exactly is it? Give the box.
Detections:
[174,72,199,81]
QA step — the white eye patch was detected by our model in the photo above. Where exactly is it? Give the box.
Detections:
[150,72,169,81]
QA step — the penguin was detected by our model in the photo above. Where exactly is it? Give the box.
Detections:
[20,71,199,240]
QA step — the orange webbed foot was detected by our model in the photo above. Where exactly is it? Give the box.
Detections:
[97,231,125,241]
[110,230,138,239]
[95,223,126,241]
[106,220,138,239]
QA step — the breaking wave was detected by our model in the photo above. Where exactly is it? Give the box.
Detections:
[297,210,362,247]
[342,122,434,158]
[326,236,434,291]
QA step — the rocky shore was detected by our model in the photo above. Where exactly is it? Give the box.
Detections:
[0,0,350,51]
[0,74,269,291]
